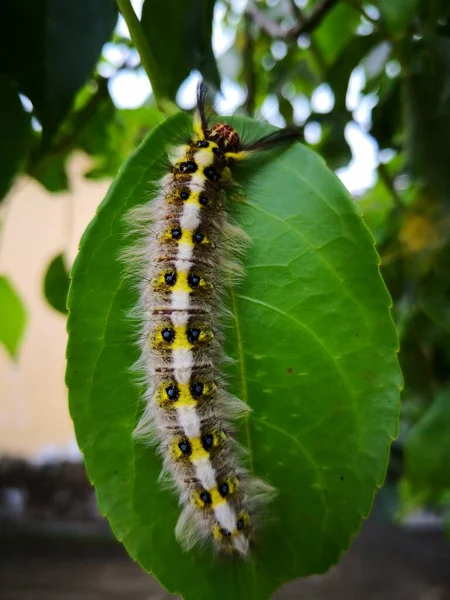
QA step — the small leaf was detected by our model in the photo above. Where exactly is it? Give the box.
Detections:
[0,276,27,360]
[29,154,69,193]
[405,390,450,502]
[67,113,401,599]
[0,0,117,141]
[141,0,220,100]
[0,77,31,202]
[44,253,70,315]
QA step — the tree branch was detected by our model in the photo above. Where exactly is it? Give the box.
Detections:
[243,14,256,116]
[246,0,339,39]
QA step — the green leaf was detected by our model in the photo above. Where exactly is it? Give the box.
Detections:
[66,113,401,599]
[0,0,117,142]
[43,253,70,315]
[0,275,27,360]
[375,0,420,34]
[314,3,360,66]
[0,77,31,202]
[405,390,450,502]
[141,0,220,100]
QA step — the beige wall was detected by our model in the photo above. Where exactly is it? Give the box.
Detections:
[0,154,111,460]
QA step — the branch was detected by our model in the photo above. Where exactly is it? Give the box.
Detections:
[243,14,256,116]
[246,0,339,39]
[116,0,177,115]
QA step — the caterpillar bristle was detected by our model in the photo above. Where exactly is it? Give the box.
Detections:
[123,82,300,557]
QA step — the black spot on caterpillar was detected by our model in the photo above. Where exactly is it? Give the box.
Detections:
[126,82,302,557]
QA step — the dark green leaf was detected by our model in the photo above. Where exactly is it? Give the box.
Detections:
[403,35,450,202]
[405,389,450,501]
[376,0,420,34]
[0,77,31,202]
[141,0,220,100]
[0,0,117,142]
[0,275,27,360]
[371,76,402,149]
[31,155,69,193]
[44,253,70,315]
[67,113,401,599]
[314,4,360,66]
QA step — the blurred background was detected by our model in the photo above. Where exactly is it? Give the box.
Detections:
[1,0,450,597]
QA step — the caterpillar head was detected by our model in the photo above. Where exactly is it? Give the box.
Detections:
[208,123,240,153]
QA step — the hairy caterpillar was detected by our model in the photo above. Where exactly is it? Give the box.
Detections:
[126,84,302,557]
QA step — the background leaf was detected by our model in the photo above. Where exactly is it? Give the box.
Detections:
[141,0,220,100]
[0,275,27,360]
[67,113,401,599]
[0,77,31,202]
[0,0,117,142]
[376,0,420,34]
[43,253,70,315]
[405,389,450,502]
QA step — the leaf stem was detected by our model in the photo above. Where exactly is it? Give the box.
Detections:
[115,0,178,115]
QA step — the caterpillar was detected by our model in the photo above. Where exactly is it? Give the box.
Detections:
[126,83,302,557]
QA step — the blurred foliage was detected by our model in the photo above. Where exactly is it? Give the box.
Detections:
[0,276,27,360]
[1,0,450,540]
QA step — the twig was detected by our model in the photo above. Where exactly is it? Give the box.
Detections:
[246,0,339,39]
[116,0,177,114]
[243,14,256,116]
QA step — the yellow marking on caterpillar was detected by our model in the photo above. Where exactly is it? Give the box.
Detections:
[161,226,213,248]
[209,488,226,507]
[162,228,193,246]
[170,430,225,463]
[213,523,228,541]
[152,324,214,351]
[212,510,250,540]
[157,381,216,408]
[224,150,252,162]
[153,270,213,294]
[185,189,213,209]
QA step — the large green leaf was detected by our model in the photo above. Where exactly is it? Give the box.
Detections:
[0,0,117,142]
[405,390,450,502]
[66,113,401,599]
[0,77,31,202]
[141,0,220,100]
[0,276,27,360]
